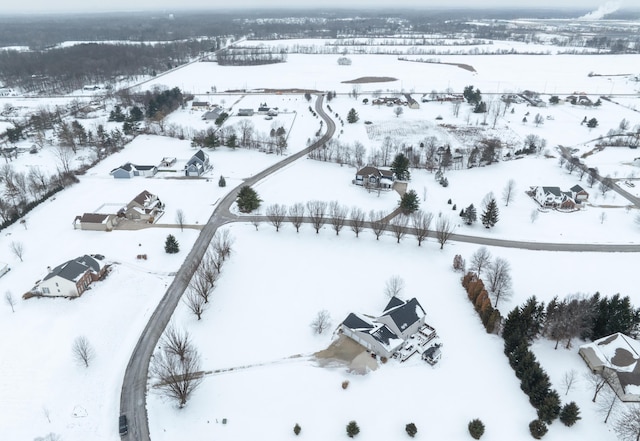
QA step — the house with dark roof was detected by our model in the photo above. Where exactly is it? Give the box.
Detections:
[404,93,420,109]
[119,190,163,222]
[340,297,438,361]
[185,149,211,177]
[237,108,254,116]
[579,333,640,402]
[354,166,395,189]
[570,184,589,203]
[531,186,578,210]
[73,213,118,231]
[31,255,107,298]
[110,162,157,179]
[191,101,210,111]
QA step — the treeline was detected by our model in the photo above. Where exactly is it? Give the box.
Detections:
[191,122,288,155]
[215,46,287,66]
[0,41,213,93]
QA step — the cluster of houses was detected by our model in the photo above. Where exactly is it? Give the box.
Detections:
[110,150,210,178]
[580,333,640,402]
[28,254,108,298]
[422,93,464,103]
[372,95,420,109]
[193,99,278,120]
[74,190,164,231]
[339,296,441,364]
[528,185,589,210]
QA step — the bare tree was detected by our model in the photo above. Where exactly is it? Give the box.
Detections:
[52,145,73,175]
[310,310,332,334]
[600,175,613,196]
[175,209,185,232]
[394,106,404,118]
[306,200,328,234]
[189,265,215,304]
[384,275,405,298]
[502,179,516,206]
[411,210,433,246]
[600,212,607,224]
[288,202,305,233]
[561,369,577,395]
[614,403,640,441]
[585,369,613,403]
[390,214,409,243]
[369,210,389,240]
[151,333,203,408]
[266,203,287,232]
[212,230,233,261]
[72,336,94,368]
[251,216,261,231]
[184,289,207,320]
[471,247,492,276]
[485,257,512,307]
[598,386,620,424]
[5,290,16,312]
[161,324,192,362]
[10,241,24,262]
[435,216,455,250]
[329,201,348,235]
[587,168,599,188]
[350,207,366,238]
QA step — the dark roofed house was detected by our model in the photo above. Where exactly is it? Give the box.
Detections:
[31,255,107,298]
[191,101,210,110]
[354,166,395,189]
[237,108,254,116]
[73,213,118,231]
[571,184,589,203]
[110,162,157,179]
[185,149,211,176]
[120,190,163,222]
[340,297,437,362]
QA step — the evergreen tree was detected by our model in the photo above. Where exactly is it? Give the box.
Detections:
[405,422,417,438]
[391,153,411,180]
[559,402,581,427]
[463,204,477,225]
[399,190,420,214]
[473,101,487,113]
[236,186,262,213]
[218,175,226,187]
[441,146,453,169]
[346,421,360,438]
[537,390,561,424]
[481,198,499,228]
[529,419,548,439]
[587,118,598,128]
[293,423,301,435]
[468,419,485,439]
[590,293,640,340]
[164,234,180,254]
[347,108,359,123]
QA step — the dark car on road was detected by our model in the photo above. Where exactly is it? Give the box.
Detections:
[119,414,128,436]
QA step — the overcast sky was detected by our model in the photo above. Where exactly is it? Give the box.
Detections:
[0,1,616,15]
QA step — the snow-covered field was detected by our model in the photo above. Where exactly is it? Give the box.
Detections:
[1,40,640,441]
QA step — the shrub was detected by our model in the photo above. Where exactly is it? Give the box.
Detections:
[218,175,226,187]
[559,402,581,427]
[529,419,548,439]
[405,422,417,438]
[342,380,350,390]
[293,423,301,436]
[468,418,485,439]
[346,421,360,438]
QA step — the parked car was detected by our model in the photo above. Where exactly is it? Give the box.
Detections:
[119,414,128,436]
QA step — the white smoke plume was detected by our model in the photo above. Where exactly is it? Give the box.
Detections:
[579,1,623,20]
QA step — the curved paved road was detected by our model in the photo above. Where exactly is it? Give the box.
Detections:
[119,94,335,441]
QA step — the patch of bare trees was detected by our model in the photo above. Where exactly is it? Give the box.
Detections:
[384,275,405,299]
[435,215,455,249]
[390,214,409,243]
[369,210,389,240]
[485,257,512,307]
[151,325,203,408]
[470,247,491,276]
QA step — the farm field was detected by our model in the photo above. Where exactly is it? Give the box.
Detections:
[1,34,640,441]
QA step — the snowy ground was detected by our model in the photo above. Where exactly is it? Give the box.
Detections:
[1,42,640,441]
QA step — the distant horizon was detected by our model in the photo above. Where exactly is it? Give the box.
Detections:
[0,2,634,16]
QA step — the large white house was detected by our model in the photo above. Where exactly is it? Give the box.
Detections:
[31,255,107,298]
[340,297,438,361]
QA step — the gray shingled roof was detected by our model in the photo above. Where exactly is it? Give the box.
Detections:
[342,313,373,330]
[383,297,425,333]
[43,255,100,283]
